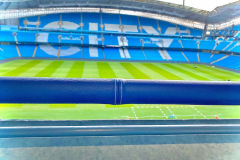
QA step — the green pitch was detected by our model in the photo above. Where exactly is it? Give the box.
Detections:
[0,59,240,120]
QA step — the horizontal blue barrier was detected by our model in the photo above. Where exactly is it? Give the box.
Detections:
[1,77,240,105]
[0,77,116,104]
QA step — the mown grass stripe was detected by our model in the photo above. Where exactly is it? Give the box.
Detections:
[17,60,53,77]
[162,63,210,81]
[66,61,85,78]
[3,60,42,77]
[35,61,64,77]
[43,61,72,78]
[199,65,240,80]
[81,61,99,78]
[0,60,27,68]
[97,62,117,78]
[121,63,150,79]
[0,60,29,73]
[152,63,195,80]
[203,65,240,76]
[132,63,167,80]
[142,63,183,80]
[180,64,222,81]
[108,62,134,79]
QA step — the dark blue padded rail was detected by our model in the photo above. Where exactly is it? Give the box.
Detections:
[0,77,240,105]
[0,77,116,104]
[120,79,240,105]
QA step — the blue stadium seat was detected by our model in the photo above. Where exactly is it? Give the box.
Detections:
[144,49,164,61]
[168,51,187,62]
[104,35,119,45]
[0,45,19,59]
[181,40,197,49]
[215,41,230,51]
[128,49,146,60]
[158,21,176,35]
[35,45,58,58]
[0,31,15,42]
[188,28,202,36]
[229,43,240,52]
[127,37,143,47]
[60,46,82,58]
[199,52,212,63]
[17,31,36,43]
[104,48,124,60]
[214,55,240,70]
[121,14,139,26]
[139,17,159,34]
[169,40,182,48]
[199,40,215,50]
[62,13,81,30]
[184,51,198,62]
[102,13,120,25]
[82,13,101,31]
[82,47,104,59]
[18,45,35,57]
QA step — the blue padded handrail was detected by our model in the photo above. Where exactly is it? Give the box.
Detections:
[0,77,240,105]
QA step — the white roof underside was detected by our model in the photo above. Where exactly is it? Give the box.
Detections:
[158,0,238,11]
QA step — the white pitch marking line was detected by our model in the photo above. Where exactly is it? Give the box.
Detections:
[131,107,138,119]
[191,106,206,118]
[166,106,177,119]
[158,107,168,118]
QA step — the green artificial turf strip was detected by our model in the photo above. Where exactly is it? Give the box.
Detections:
[2,60,239,81]
[18,60,53,77]
[81,61,99,78]
[202,64,240,76]
[50,61,73,78]
[180,64,221,81]
[142,63,183,80]
[0,104,240,120]
[197,65,240,81]
[35,61,64,77]
[153,63,194,80]
[131,63,167,80]
[108,62,134,79]
[3,60,42,77]
[161,63,210,81]
[120,62,150,79]
[97,62,117,78]
[66,61,85,78]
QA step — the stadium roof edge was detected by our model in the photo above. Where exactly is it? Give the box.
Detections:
[0,7,206,30]
[1,6,240,30]
[0,0,240,24]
